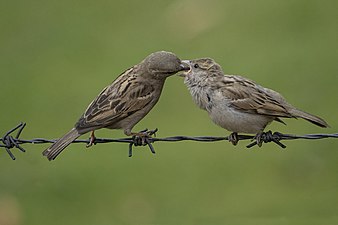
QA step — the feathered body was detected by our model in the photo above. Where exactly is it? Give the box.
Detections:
[183,58,328,137]
[43,51,189,160]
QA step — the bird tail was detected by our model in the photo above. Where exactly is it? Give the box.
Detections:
[42,128,81,161]
[289,108,329,128]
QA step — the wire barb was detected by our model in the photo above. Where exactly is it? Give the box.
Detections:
[1,122,27,160]
[246,131,287,149]
[1,122,338,160]
[129,128,158,157]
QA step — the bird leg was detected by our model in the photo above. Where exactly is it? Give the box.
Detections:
[86,131,96,148]
[128,128,158,157]
[228,132,239,146]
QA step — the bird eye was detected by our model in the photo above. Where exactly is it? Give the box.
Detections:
[194,64,199,68]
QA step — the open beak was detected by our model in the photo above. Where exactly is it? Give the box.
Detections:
[178,60,191,77]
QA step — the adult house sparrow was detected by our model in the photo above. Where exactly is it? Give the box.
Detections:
[181,58,329,146]
[43,51,190,160]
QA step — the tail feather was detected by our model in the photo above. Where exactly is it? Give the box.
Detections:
[43,128,81,161]
[289,108,329,128]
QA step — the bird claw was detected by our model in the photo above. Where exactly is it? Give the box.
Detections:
[228,132,239,146]
[246,131,286,149]
[129,128,158,157]
[138,128,158,137]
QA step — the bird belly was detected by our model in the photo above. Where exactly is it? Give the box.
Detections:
[209,106,274,134]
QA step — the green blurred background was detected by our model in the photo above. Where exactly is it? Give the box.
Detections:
[1,0,337,224]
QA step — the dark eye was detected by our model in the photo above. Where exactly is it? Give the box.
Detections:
[194,63,199,68]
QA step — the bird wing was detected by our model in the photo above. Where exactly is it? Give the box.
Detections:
[75,68,156,132]
[219,75,294,118]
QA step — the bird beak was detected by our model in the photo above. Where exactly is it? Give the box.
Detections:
[179,60,191,71]
[178,60,191,77]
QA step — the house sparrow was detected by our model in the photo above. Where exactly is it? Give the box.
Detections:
[181,58,329,146]
[43,51,190,160]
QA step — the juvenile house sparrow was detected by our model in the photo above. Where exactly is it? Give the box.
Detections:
[181,58,329,146]
[43,51,190,160]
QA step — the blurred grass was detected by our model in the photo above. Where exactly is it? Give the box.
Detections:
[1,0,338,224]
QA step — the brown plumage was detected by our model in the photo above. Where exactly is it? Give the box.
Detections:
[181,58,329,145]
[43,51,189,160]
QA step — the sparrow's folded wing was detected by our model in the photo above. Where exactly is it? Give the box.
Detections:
[76,68,156,132]
[219,75,294,118]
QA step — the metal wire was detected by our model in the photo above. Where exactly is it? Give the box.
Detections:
[1,122,338,160]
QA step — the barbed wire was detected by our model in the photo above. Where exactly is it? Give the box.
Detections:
[1,122,338,160]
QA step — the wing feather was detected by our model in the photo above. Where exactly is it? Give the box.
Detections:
[219,75,294,118]
[75,67,156,132]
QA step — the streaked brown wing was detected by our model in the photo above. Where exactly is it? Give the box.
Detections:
[75,68,156,132]
[219,75,294,118]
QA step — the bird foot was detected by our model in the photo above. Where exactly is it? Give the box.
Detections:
[137,128,158,137]
[228,132,239,146]
[246,131,286,149]
[129,128,158,157]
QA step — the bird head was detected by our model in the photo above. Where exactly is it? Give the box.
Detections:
[179,58,223,81]
[143,51,190,79]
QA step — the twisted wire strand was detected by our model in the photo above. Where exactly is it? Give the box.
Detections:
[1,122,337,160]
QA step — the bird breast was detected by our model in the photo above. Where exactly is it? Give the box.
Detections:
[208,94,275,133]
